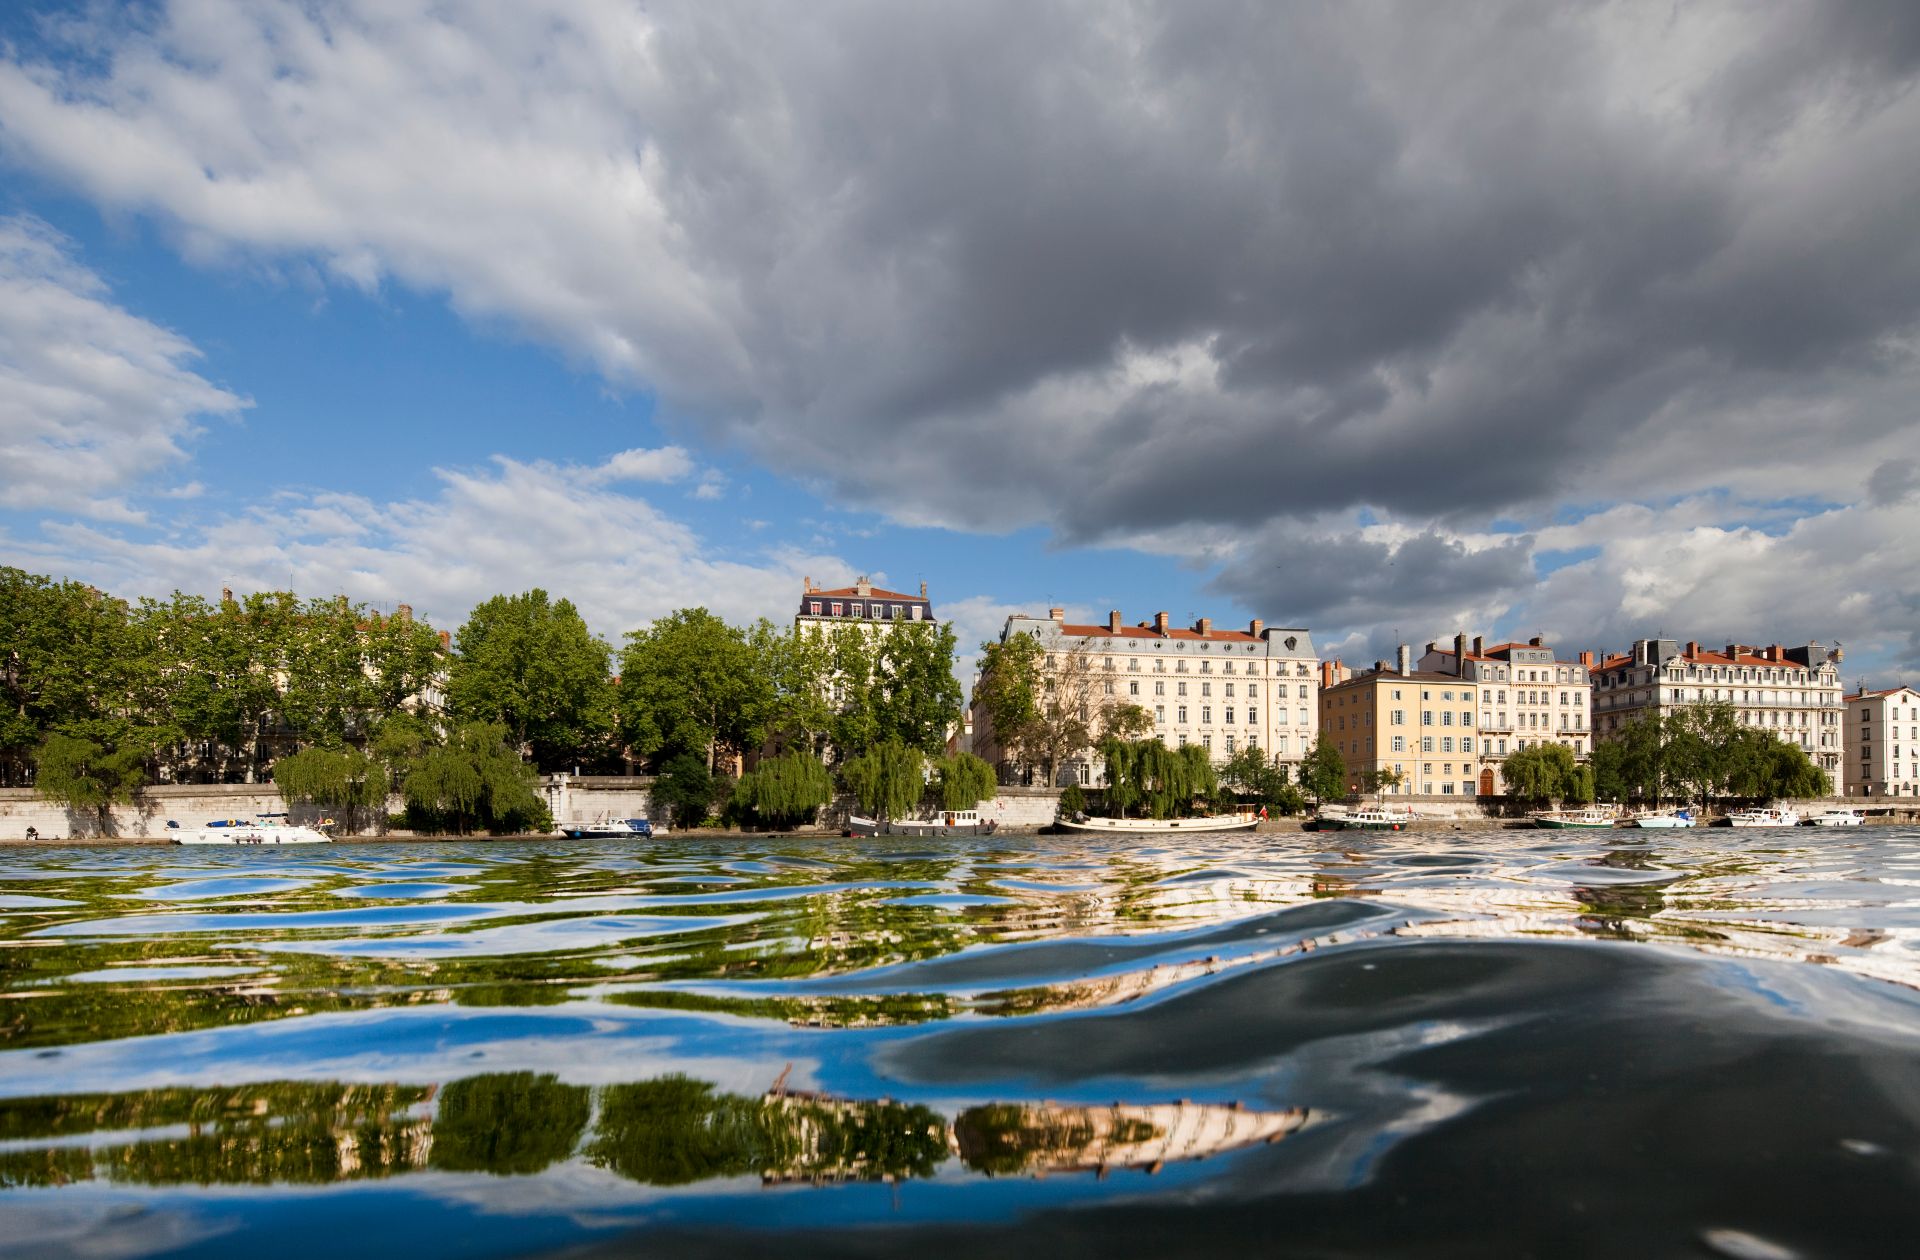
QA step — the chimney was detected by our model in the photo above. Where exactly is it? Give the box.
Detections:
[1049,607,1066,622]
[1473,635,1485,656]
[1454,633,1469,676]
[856,575,871,598]
[1154,611,1170,635]
[1579,650,1594,669]
[1529,635,1544,647]
[437,630,451,649]
[1196,617,1212,635]
[1109,610,1122,633]
[1770,644,1784,661]
[220,586,233,604]
[396,603,412,624]
[919,581,927,597]
[1425,641,1437,657]
[1397,644,1412,675]
[1687,640,1700,658]
[1725,643,1739,658]
[803,575,813,593]
[1321,659,1343,688]
[1858,681,1867,696]
[1249,618,1264,637]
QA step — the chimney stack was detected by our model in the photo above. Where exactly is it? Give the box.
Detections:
[1154,611,1170,635]
[1397,644,1412,675]
[1425,640,1437,656]
[804,575,813,593]
[1049,607,1066,622]
[856,575,871,598]
[1454,632,1469,676]
[1249,618,1264,637]
[919,581,927,597]
[1196,616,1212,635]
[1473,635,1485,656]
[1108,610,1123,633]
[396,603,412,624]
[1529,635,1544,647]
[1687,641,1700,657]
[220,586,233,604]
[1579,650,1594,669]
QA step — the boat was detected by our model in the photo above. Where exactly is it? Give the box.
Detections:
[1728,806,1800,828]
[1530,806,1620,829]
[1055,813,1258,835]
[1801,808,1864,827]
[555,816,654,839]
[166,814,332,845]
[849,809,999,837]
[1631,808,1695,829]
[1344,805,1418,831]
[1304,805,1351,831]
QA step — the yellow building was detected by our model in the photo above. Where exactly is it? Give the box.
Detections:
[1317,647,1482,798]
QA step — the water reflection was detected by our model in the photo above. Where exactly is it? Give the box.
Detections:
[0,1073,1307,1189]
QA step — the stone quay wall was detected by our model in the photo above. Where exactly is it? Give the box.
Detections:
[0,784,370,841]
[542,775,655,827]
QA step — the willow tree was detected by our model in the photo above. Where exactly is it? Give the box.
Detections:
[840,739,925,821]
[32,722,152,833]
[272,745,389,832]
[732,750,835,828]
[402,721,546,834]
[1098,737,1217,819]
[932,751,997,811]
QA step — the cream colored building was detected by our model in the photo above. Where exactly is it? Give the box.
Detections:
[1418,634,1593,796]
[1317,646,1479,797]
[1591,638,1844,792]
[1845,684,1920,798]
[794,576,933,635]
[974,608,1320,785]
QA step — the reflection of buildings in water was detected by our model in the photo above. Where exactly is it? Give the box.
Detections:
[952,1099,1313,1177]
[0,1076,1310,1191]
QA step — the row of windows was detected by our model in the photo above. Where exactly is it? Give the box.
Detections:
[809,601,924,620]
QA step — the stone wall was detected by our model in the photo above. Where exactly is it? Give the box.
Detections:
[0,784,366,841]
[542,775,655,828]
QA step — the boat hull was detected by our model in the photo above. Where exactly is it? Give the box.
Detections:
[172,828,330,845]
[1631,815,1695,829]
[1058,815,1259,834]
[848,816,999,838]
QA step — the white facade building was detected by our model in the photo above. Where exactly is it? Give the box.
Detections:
[1845,685,1920,798]
[976,609,1320,785]
[1418,634,1593,796]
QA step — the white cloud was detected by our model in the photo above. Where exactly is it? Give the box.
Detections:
[0,214,246,517]
[591,445,696,484]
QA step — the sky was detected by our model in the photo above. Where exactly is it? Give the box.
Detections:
[2,0,1918,687]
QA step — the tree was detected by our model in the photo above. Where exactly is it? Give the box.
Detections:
[1500,742,1580,806]
[652,751,724,829]
[746,619,835,757]
[973,634,1133,786]
[401,721,546,834]
[731,750,834,829]
[272,745,389,833]
[819,621,965,761]
[1297,735,1348,806]
[1097,737,1219,819]
[1,570,146,789]
[620,608,769,772]
[32,722,151,832]
[1664,702,1742,809]
[931,751,997,811]
[450,590,614,771]
[1357,765,1405,796]
[840,739,926,821]
[1221,746,1303,813]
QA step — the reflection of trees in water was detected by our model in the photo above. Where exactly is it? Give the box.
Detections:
[0,1075,1305,1190]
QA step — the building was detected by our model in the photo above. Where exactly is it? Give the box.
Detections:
[1417,633,1594,796]
[794,576,934,634]
[1317,645,1480,797]
[972,609,1320,785]
[1844,684,1920,798]
[1591,638,1844,791]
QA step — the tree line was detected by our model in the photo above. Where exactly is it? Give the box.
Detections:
[1,568,977,833]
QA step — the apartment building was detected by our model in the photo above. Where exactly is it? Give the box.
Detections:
[1592,638,1844,791]
[795,576,934,634]
[1317,646,1481,797]
[974,609,1320,785]
[1417,633,1593,795]
[1845,685,1920,798]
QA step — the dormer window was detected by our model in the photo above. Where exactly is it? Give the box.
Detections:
[912,605,923,619]
[851,602,864,617]
[809,601,821,615]
[831,602,843,616]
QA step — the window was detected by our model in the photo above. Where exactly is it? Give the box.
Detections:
[1422,690,1432,701]
[809,601,821,615]
[1178,706,1188,723]
[1421,711,1434,726]
[1390,735,1405,753]
[1461,710,1473,727]
[1441,737,1453,752]
[1225,682,1235,698]
[1201,682,1212,697]
[1392,689,1403,700]
[1498,739,1508,755]
[1441,711,1454,726]
[1130,681,1140,696]
[1249,707,1258,724]
[831,602,843,616]
[1225,706,1236,724]
[1155,705,1165,722]
[1297,684,1309,699]
[1276,735,1289,753]
[1201,735,1211,751]
[850,602,863,617]
[1105,657,1114,669]
[1154,681,1165,696]
[1225,735,1235,753]
[1277,708,1289,724]
[1104,681,1114,695]
[1177,682,1187,697]
[1462,737,1473,753]
[1422,736,1434,752]
[1202,706,1213,723]
[1391,709,1405,725]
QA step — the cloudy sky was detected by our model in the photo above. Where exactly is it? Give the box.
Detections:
[2,0,1918,683]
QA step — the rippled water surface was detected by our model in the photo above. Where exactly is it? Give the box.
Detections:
[4,827,1920,1258]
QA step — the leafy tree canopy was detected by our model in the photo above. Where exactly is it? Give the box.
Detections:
[619,608,769,771]
[449,590,613,771]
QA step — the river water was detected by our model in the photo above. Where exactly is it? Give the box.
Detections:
[2,826,1918,1258]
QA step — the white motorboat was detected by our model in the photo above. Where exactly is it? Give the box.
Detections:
[1344,805,1419,831]
[1631,809,1696,829]
[1802,809,1864,827]
[849,808,999,837]
[167,814,332,845]
[555,816,654,839]
[1728,806,1799,828]
[1056,813,1259,834]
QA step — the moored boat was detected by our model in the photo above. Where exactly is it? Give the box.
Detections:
[1802,808,1864,827]
[1057,813,1259,835]
[1345,805,1418,831]
[850,809,999,837]
[555,816,654,839]
[167,814,332,845]
[1631,809,1695,829]
[1531,806,1620,829]
[1304,805,1351,831]
[1728,806,1799,828]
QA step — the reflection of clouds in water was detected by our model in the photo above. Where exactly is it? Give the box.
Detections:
[262,913,756,959]
[0,1194,236,1259]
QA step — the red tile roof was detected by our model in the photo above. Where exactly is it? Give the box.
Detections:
[1055,622,1261,643]
[807,586,924,602]
[1847,685,1919,701]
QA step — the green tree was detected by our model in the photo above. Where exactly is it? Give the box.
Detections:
[1096,737,1219,819]
[870,620,965,756]
[1297,735,1348,806]
[1500,741,1581,805]
[971,634,1123,785]
[746,619,835,756]
[401,721,546,834]
[731,750,834,829]
[271,745,389,833]
[1,570,146,789]
[1221,745,1303,812]
[840,739,926,821]
[32,721,152,832]
[430,1073,589,1176]
[931,751,997,811]
[653,751,724,829]
[449,590,614,771]
[620,608,769,772]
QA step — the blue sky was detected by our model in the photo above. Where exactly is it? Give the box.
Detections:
[2,2,1918,683]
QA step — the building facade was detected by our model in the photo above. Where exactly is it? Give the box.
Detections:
[794,576,934,634]
[1591,638,1845,792]
[1844,685,1920,798]
[1418,634,1594,795]
[973,609,1320,785]
[1317,645,1480,797]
